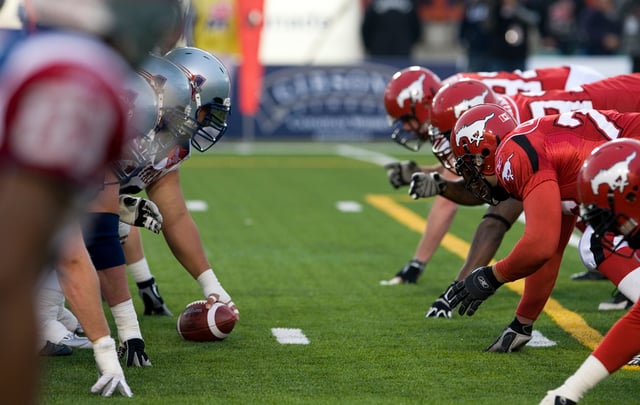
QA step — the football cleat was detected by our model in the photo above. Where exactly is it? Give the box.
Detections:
[40,341,73,357]
[485,325,532,353]
[627,354,640,366]
[118,338,152,367]
[598,289,633,311]
[570,269,607,281]
[137,277,173,316]
[59,332,92,349]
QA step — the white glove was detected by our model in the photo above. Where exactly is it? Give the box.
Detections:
[91,336,133,398]
[409,172,447,199]
[384,160,420,189]
[118,195,163,233]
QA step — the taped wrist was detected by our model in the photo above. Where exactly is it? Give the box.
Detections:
[93,336,122,376]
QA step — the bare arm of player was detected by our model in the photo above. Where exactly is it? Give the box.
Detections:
[455,198,523,281]
[494,181,563,283]
[145,170,211,279]
[439,177,487,205]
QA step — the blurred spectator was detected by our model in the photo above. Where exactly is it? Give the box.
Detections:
[361,0,423,58]
[535,0,584,55]
[485,0,540,71]
[458,0,493,71]
[619,0,640,71]
[578,0,622,55]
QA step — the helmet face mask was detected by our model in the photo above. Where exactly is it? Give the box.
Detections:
[577,138,640,251]
[390,116,429,152]
[454,154,506,205]
[192,100,229,152]
[429,126,454,172]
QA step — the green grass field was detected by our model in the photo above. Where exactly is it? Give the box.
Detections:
[41,142,636,404]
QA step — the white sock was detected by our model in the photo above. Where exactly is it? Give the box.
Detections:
[555,355,610,402]
[617,267,640,303]
[110,299,143,342]
[127,257,153,284]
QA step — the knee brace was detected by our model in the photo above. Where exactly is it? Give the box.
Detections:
[83,213,125,270]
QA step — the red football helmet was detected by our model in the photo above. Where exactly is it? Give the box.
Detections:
[577,138,640,249]
[383,66,442,151]
[430,79,501,172]
[451,104,517,204]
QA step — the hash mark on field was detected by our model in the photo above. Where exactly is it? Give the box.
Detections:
[527,330,557,348]
[186,200,208,211]
[271,328,310,345]
[336,201,362,212]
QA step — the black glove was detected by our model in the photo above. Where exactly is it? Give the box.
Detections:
[384,160,420,189]
[118,338,152,367]
[425,281,457,318]
[449,266,503,316]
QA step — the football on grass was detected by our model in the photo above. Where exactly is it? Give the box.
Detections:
[176,300,237,342]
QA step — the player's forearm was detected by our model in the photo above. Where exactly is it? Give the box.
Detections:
[439,179,486,205]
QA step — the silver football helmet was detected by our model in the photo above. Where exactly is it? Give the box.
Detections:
[164,47,231,152]
[113,70,161,181]
[138,54,196,162]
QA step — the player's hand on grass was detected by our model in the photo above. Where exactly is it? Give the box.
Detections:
[91,336,133,398]
[449,266,503,316]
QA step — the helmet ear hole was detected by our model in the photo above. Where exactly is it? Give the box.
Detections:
[481,148,490,157]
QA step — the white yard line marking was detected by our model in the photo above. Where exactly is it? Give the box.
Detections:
[336,201,362,212]
[335,144,397,166]
[271,328,310,345]
[186,200,208,212]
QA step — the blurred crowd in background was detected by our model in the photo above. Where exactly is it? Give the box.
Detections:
[361,0,640,72]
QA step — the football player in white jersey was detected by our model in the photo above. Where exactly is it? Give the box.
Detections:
[114,47,238,320]
[0,0,182,402]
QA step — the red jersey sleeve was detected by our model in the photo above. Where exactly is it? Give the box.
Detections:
[494,180,563,281]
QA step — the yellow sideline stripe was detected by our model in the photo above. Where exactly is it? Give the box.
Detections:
[365,194,604,350]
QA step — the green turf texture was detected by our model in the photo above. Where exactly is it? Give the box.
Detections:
[40,142,636,404]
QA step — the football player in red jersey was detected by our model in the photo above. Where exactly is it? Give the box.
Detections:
[0,0,182,402]
[541,138,640,404]
[442,106,640,350]
[381,65,604,289]
[407,73,640,319]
